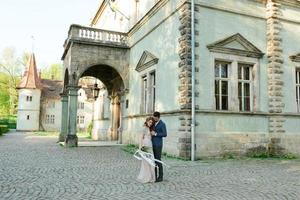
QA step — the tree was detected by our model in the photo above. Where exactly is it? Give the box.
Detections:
[0,72,10,115]
[0,47,24,115]
[41,63,63,80]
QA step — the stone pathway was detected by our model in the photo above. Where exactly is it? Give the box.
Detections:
[0,131,300,200]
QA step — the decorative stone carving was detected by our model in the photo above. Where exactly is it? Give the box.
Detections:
[207,33,264,58]
[290,53,300,62]
[135,51,159,72]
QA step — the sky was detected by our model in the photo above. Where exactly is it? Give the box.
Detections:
[0,0,101,68]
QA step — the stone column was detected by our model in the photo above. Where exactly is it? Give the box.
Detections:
[58,93,69,142]
[65,85,80,147]
[111,95,120,141]
[266,0,285,156]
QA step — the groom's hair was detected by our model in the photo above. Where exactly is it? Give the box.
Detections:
[153,111,160,118]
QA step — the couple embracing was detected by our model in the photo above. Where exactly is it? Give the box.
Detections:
[136,111,167,183]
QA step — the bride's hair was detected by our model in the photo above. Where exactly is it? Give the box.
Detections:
[144,116,155,132]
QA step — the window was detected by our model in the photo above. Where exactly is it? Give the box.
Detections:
[142,75,148,113]
[125,99,129,109]
[26,96,32,102]
[50,115,55,124]
[77,102,84,109]
[149,71,156,113]
[80,116,84,124]
[77,116,84,124]
[214,60,255,112]
[141,71,156,113]
[215,62,229,110]
[296,69,300,112]
[45,115,55,124]
[46,115,50,124]
[238,64,253,111]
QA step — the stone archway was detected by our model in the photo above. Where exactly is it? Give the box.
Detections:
[60,25,129,146]
[78,65,125,142]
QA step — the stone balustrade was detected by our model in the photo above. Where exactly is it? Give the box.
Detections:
[67,24,128,46]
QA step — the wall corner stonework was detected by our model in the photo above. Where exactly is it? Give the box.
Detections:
[266,0,286,156]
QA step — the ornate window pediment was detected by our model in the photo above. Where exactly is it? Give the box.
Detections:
[290,53,300,62]
[207,33,264,58]
[135,51,158,72]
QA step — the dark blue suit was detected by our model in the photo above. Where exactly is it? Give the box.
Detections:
[152,120,167,147]
[152,120,167,180]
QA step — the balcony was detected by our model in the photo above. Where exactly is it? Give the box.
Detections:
[62,24,129,59]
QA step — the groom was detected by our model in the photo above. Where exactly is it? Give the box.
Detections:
[151,111,167,182]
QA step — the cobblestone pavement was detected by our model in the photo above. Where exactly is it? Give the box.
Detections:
[0,131,300,200]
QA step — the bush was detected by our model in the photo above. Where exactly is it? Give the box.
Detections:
[0,115,16,129]
[87,122,93,138]
[0,125,9,136]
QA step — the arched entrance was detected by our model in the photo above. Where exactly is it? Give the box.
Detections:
[60,26,129,146]
[59,64,127,146]
[79,65,125,142]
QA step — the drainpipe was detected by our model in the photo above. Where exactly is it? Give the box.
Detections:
[191,0,196,161]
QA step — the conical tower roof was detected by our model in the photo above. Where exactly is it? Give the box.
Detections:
[17,53,43,89]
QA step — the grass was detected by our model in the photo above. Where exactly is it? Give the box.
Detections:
[248,152,298,160]
[217,151,298,160]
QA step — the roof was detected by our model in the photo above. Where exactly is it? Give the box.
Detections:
[17,53,43,89]
[41,79,63,100]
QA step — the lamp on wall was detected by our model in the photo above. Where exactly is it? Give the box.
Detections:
[92,83,100,100]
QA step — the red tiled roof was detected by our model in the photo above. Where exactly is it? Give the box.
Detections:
[17,54,43,89]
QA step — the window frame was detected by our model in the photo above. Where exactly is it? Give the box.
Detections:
[238,63,254,112]
[295,67,300,113]
[215,61,230,111]
[212,53,259,112]
[26,96,32,102]
[140,70,156,114]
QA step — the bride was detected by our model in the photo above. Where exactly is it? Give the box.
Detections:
[136,117,156,183]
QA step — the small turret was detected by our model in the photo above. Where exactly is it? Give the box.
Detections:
[16,53,42,131]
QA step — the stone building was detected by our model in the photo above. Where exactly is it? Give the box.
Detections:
[16,54,94,132]
[61,0,300,159]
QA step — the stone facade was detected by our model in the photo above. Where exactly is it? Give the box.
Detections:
[61,0,300,159]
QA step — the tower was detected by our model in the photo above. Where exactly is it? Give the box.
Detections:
[16,54,43,131]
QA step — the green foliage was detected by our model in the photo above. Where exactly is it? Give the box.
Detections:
[41,63,63,80]
[122,144,139,154]
[0,125,9,136]
[0,47,24,115]
[162,152,186,160]
[247,152,298,160]
[77,131,92,139]
[0,115,16,129]
[87,122,93,138]
[0,73,10,115]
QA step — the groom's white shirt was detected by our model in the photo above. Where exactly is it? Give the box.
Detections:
[155,119,160,127]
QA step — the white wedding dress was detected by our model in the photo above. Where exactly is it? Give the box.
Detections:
[136,128,156,183]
